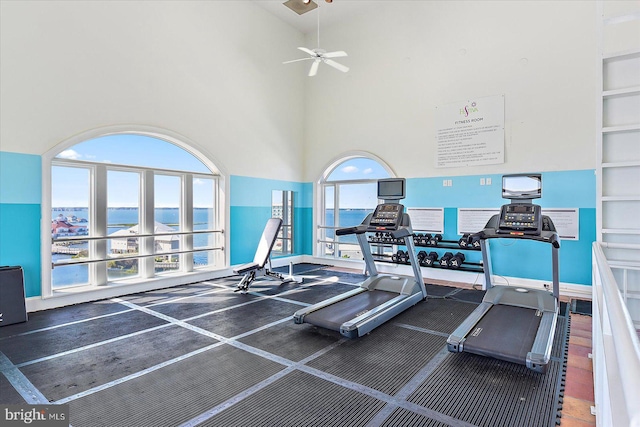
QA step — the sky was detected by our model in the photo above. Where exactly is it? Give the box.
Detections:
[53,135,391,209]
[53,134,213,208]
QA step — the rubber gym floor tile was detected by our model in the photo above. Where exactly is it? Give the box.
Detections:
[118,282,224,307]
[0,375,27,404]
[279,281,360,305]
[448,288,486,304]
[407,317,569,427]
[424,283,459,297]
[379,407,450,427]
[20,324,220,402]
[306,269,368,284]
[392,298,479,335]
[243,279,306,296]
[272,262,329,274]
[147,288,260,320]
[238,319,343,362]
[67,344,285,427]
[0,299,129,339]
[186,298,300,338]
[196,370,387,427]
[0,310,168,365]
[306,323,447,396]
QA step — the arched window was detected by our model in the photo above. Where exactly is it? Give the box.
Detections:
[317,153,393,259]
[45,130,225,294]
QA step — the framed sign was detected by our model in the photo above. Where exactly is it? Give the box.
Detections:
[436,95,505,168]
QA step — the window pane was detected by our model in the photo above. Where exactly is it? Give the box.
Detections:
[56,134,211,174]
[338,183,377,227]
[319,156,391,260]
[194,177,216,268]
[321,186,335,257]
[107,171,140,280]
[326,157,389,181]
[271,190,294,255]
[51,166,90,288]
[155,174,181,273]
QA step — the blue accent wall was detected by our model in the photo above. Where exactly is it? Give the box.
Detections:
[229,176,312,265]
[0,152,42,297]
[0,153,596,303]
[405,170,595,285]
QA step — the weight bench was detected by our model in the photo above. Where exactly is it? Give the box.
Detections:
[234,217,302,293]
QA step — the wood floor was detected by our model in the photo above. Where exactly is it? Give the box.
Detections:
[559,312,596,426]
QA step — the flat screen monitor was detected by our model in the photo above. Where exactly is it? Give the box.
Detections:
[378,178,406,200]
[502,174,542,200]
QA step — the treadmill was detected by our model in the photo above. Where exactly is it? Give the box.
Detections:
[294,178,428,338]
[447,173,560,373]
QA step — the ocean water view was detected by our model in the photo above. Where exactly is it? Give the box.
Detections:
[51,207,373,287]
[52,207,215,287]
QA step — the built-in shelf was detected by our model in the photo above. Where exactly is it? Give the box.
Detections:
[603,86,640,98]
[602,196,640,202]
[602,228,640,235]
[608,261,640,271]
[603,47,640,61]
[602,161,640,169]
[602,124,640,133]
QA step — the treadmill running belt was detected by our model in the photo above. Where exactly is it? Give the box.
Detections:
[303,290,398,332]
[462,304,542,365]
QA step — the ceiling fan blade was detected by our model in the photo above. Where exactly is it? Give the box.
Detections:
[298,47,317,56]
[323,51,347,58]
[308,60,320,77]
[324,59,349,73]
[283,57,314,64]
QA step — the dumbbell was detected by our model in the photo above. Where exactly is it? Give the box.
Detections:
[430,234,442,247]
[448,252,466,269]
[458,234,470,248]
[422,251,439,267]
[394,250,408,264]
[417,250,427,264]
[468,234,481,249]
[439,252,453,268]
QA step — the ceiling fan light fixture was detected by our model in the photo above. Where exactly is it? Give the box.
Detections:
[283,0,318,15]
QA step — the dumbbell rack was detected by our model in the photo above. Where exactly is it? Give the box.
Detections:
[368,232,484,273]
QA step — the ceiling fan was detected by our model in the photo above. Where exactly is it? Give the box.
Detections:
[283,4,349,77]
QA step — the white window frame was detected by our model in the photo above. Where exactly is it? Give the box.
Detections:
[315,151,394,259]
[271,190,294,256]
[41,125,228,300]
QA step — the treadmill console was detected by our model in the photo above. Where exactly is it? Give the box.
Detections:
[369,203,404,230]
[497,203,542,235]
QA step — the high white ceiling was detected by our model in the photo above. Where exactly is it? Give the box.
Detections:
[253,0,371,34]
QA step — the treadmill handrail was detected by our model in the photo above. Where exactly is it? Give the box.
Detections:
[336,225,369,236]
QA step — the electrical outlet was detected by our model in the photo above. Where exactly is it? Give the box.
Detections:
[486,177,492,185]
[480,178,485,185]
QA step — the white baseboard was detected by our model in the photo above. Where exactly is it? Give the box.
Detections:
[298,255,592,300]
[25,268,235,312]
[25,255,592,313]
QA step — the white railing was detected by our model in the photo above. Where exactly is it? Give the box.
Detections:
[592,242,640,427]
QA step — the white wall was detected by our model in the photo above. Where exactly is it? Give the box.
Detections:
[0,1,307,181]
[303,1,598,181]
[0,1,600,183]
